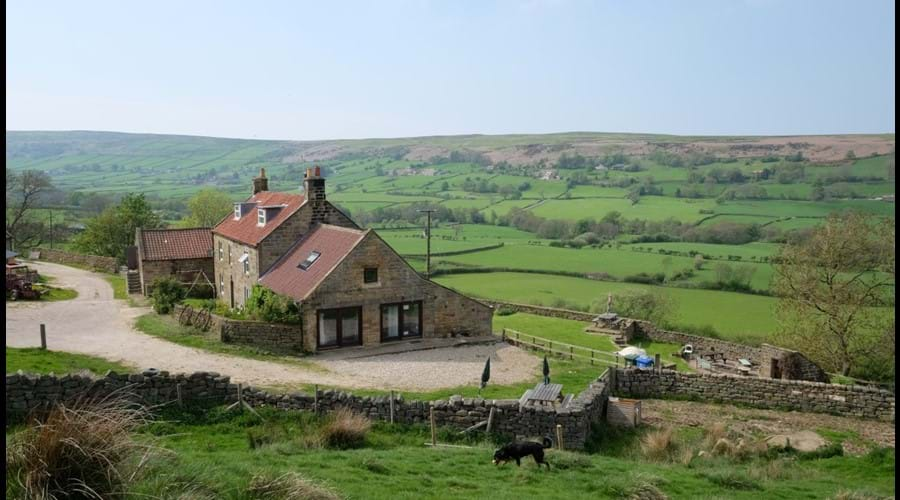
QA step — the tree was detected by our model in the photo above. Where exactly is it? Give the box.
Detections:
[772,213,894,377]
[810,179,826,201]
[73,193,163,263]
[5,169,53,250]
[605,290,674,326]
[181,189,233,227]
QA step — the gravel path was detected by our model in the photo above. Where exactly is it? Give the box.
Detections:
[5,261,538,392]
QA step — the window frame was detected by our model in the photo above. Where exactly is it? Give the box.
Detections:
[363,267,379,284]
[234,204,241,219]
[257,208,266,226]
[218,241,223,261]
[316,306,363,350]
[380,300,423,342]
[298,251,321,271]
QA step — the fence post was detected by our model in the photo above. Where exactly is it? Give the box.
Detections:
[430,407,437,446]
[501,329,506,342]
[176,383,183,407]
[591,350,594,365]
[570,346,574,360]
[655,354,661,373]
[389,390,395,424]
[237,384,243,413]
[556,424,564,450]
[314,384,319,415]
[486,406,496,434]
[40,324,47,350]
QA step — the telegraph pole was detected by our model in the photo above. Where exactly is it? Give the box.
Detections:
[417,209,436,279]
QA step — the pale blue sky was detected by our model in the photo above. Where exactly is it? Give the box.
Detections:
[6,0,895,140]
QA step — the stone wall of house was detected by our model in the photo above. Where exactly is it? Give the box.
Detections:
[173,304,303,354]
[212,235,259,308]
[300,231,492,352]
[258,201,357,273]
[6,368,610,450]
[482,301,597,322]
[140,257,215,296]
[612,368,894,421]
[32,248,118,274]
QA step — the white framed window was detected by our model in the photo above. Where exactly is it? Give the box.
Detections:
[228,245,232,264]
[244,287,250,301]
[234,204,241,219]
[218,242,223,261]
[257,208,266,226]
[219,274,224,295]
[239,252,250,274]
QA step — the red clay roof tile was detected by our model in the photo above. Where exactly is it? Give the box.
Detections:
[259,224,367,301]
[212,191,305,246]
[140,228,213,261]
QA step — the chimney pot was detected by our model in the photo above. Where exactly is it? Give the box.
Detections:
[314,165,321,177]
[306,167,312,178]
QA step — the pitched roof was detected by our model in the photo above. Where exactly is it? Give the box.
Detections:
[6,250,18,259]
[259,224,368,301]
[212,191,305,246]
[140,228,213,261]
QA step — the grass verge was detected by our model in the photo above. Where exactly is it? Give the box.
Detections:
[36,286,78,301]
[6,347,133,375]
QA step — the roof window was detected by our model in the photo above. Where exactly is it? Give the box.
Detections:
[298,251,321,270]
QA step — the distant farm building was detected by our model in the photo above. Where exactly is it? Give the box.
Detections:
[134,227,214,296]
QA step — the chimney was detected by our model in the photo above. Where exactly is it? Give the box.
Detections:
[252,167,268,195]
[303,165,326,203]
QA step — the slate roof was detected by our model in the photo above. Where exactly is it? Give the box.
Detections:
[212,192,305,246]
[259,224,368,301]
[140,228,213,261]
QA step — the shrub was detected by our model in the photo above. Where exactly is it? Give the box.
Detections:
[6,394,154,499]
[245,285,301,324]
[496,305,517,316]
[613,290,675,325]
[623,272,665,285]
[246,472,340,500]
[319,408,371,449]
[150,276,186,314]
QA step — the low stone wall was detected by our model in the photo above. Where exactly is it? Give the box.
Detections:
[6,368,610,450]
[32,248,118,274]
[173,304,304,354]
[612,368,894,421]
[484,301,596,322]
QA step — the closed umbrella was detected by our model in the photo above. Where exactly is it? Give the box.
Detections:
[479,357,491,395]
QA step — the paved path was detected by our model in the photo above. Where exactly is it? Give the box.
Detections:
[5,262,537,391]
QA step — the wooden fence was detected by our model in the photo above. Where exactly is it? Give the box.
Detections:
[499,328,622,368]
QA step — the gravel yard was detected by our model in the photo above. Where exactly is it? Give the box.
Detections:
[313,343,540,391]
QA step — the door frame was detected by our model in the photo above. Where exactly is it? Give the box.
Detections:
[316,306,363,350]
[229,279,234,308]
[379,300,423,342]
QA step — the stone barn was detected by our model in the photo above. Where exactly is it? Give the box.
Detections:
[135,227,215,296]
[212,166,492,352]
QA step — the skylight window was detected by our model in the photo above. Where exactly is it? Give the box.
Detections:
[298,251,321,270]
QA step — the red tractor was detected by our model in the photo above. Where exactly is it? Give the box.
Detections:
[6,264,44,300]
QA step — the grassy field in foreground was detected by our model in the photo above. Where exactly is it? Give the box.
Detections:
[437,272,779,343]
[111,406,896,500]
[6,347,132,374]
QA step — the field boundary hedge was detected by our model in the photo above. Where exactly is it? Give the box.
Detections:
[405,242,504,258]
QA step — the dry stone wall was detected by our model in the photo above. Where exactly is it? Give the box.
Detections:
[483,301,596,322]
[173,304,303,354]
[6,368,610,450]
[612,368,894,421]
[32,248,118,274]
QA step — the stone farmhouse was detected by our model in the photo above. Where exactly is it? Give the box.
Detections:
[212,167,492,352]
[135,227,214,296]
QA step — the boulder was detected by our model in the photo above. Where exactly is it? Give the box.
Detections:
[765,430,828,452]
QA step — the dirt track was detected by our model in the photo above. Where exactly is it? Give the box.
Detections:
[5,262,537,391]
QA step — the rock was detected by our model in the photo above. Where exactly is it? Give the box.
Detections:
[765,430,828,452]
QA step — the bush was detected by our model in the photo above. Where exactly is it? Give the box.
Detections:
[496,305,517,316]
[150,276,186,314]
[245,285,301,324]
[640,427,676,461]
[319,408,371,449]
[613,290,675,325]
[6,394,154,499]
[623,272,666,285]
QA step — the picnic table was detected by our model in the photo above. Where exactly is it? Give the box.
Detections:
[519,383,563,407]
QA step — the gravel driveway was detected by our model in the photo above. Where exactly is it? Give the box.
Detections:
[5,261,537,391]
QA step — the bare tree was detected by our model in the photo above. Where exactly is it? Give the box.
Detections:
[5,169,53,250]
[773,212,894,376]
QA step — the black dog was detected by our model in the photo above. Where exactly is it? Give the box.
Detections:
[492,436,552,469]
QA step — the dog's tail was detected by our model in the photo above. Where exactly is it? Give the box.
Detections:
[542,436,553,449]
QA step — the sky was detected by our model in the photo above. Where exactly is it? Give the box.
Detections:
[5,0,896,140]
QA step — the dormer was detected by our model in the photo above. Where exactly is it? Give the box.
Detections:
[234,202,258,220]
[256,204,287,226]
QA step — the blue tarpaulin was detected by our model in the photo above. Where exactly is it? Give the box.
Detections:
[635,355,654,368]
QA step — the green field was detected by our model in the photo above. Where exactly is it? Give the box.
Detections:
[531,196,717,222]
[437,272,779,342]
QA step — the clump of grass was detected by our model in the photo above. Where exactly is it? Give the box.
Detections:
[627,481,668,500]
[640,427,676,461]
[830,490,893,500]
[6,393,154,499]
[699,470,762,491]
[703,422,728,449]
[318,408,371,450]
[797,443,844,461]
[545,449,593,470]
[246,472,340,500]
[711,437,734,457]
